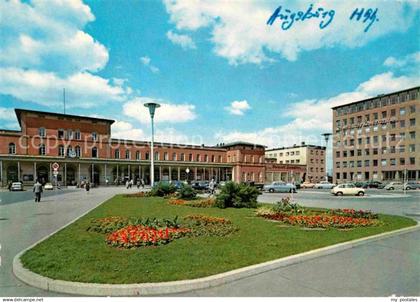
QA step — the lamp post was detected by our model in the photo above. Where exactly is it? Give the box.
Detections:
[144,102,160,187]
[321,133,332,182]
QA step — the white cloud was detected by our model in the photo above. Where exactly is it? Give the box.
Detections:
[384,51,420,70]
[111,120,145,141]
[0,68,127,108]
[164,0,420,65]
[225,100,251,115]
[140,56,160,73]
[0,107,16,121]
[166,30,196,50]
[123,97,197,124]
[216,70,420,148]
[0,0,108,74]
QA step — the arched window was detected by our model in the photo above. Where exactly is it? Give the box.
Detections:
[75,146,81,157]
[114,149,120,159]
[172,152,177,161]
[136,151,140,160]
[39,144,46,155]
[8,143,16,154]
[125,150,130,159]
[204,154,208,162]
[58,145,65,156]
[92,147,98,158]
[145,152,150,160]
[154,151,159,160]
[67,146,73,157]
[188,153,193,161]
[180,153,185,161]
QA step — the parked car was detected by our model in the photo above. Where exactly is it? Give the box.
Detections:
[331,183,365,196]
[191,181,209,191]
[10,182,24,191]
[263,181,296,193]
[404,181,420,190]
[301,181,315,189]
[366,180,384,189]
[384,182,404,190]
[314,181,335,189]
[43,182,54,190]
[354,181,369,189]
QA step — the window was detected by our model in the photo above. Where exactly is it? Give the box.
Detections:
[357,149,362,156]
[390,146,396,153]
[296,151,300,155]
[390,109,396,117]
[336,162,340,168]
[400,158,405,165]
[357,160,362,167]
[400,132,406,140]
[373,112,378,120]
[92,147,98,158]
[8,143,16,154]
[75,130,81,140]
[409,144,416,152]
[58,129,64,139]
[172,153,177,161]
[373,148,378,155]
[92,132,97,140]
[212,155,215,162]
[164,152,168,160]
[67,129,73,139]
[204,154,209,162]
[350,117,355,125]
[390,121,396,128]
[39,144,46,155]
[409,157,415,165]
[373,125,378,131]
[390,158,396,166]
[410,105,416,113]
[39,127,46,137]
[382,111,387,118]
[188,153,193,161]
[400,120,405,128]
[145,152,150,160]
[409,118,416,126]
[409,131,416,139]
[364,160,370,167]
[66,146,73,157]
[399,145,405,153]
[115,149,120,159]
[366,137,370,144]
[373,160,378,167]
[75,146,81,157]
[400,107,406,115]
[155,152,159,160]
[350,150,355,157]
[218,155,222,162]
[381,159,387,166]
[381,124,387,130]
[365,149,370,156]
[336,151,340,158]
[136,151,140,160]
[125,150,130,159]
[296,159,300,163]
[390,134,396,141]
[180,153,185,161]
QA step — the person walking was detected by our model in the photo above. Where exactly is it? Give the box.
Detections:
[33,180,43,203]
[141,178,145,189]
[85,181,90,193]
[136,179,141,189]
[129,179,134,189]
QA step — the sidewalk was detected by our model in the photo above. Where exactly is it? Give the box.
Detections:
[0,187,141,296]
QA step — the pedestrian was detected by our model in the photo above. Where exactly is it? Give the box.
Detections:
[105,178,109,186]
[126,180,129,189]
[33,179,43,203]
[85,181,90,193]
[141,178,145,188]
[136,179,141,189]
[209,178,215,196]
[129,179,134,189]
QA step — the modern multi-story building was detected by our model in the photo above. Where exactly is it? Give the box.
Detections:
[265,143,326,183]
[332,86,419,183]
[0,109,306,187]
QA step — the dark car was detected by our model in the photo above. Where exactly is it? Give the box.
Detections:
[191,181,209,191]
[366,181,384,189]
[354,181,369,189]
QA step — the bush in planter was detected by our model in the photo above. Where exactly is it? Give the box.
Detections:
[215,181,260,208]
[150,182,177,197]
[177,184,197,200]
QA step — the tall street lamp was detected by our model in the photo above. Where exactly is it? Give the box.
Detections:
[322,133,332,182]
[144,102,160,187]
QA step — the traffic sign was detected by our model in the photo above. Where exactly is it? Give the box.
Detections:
[52,162,60,171]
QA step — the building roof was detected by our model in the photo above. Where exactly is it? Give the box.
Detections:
[266,143,326,152]
[331,86,420,110]
[14,108,115,127]
[216,141,266,149]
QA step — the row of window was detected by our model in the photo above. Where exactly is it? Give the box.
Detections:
[336,118,416,134]
[335,145,416,158]
[335,90,418,116]
[278,159,301,164]
[309,167,324,173]
[268,149,324,158]
[38,127,97,140]
[336,105,416,127]
[228,155,263,163]
[336,157,416,168]
[336,131,416,147]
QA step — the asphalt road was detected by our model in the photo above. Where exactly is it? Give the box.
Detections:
[0,188,76,205]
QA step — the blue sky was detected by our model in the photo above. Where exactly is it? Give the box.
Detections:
[0,0,419,151]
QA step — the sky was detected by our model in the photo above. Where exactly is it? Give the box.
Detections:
[0,0,419,154]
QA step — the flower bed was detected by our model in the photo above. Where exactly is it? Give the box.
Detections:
[183,214,238,237]
[328,208,379,219]
[106,225,191,248]
[167,198,216,208]
[284,214,380,228]
[123,192,150,198]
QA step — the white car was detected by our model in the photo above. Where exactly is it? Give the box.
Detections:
[10,182,23,191]
[314,181,335,189]
[331,183,365,196]
[384,182,404,190]
[43,182,54,190]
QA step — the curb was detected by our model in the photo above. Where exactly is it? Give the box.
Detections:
[13,221,420,296]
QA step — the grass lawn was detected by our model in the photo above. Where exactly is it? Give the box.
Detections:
[21,195,416,284]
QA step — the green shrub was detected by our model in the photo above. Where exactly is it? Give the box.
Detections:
[273,197,304,214]
[177,184,197,200]
[215,181,260,208]
[150,182,177,197]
